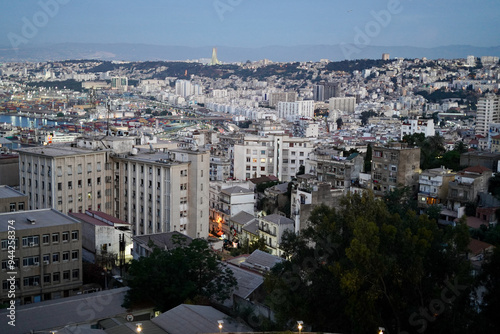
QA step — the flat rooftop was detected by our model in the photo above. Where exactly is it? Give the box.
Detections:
[16,145,106,157]
[0,208,80,232]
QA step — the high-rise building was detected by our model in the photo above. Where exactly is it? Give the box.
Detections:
[277,100,314,121]
[111,77,128,92]
[329,97,356,114]
[0,209,83,305]
[269,92,297,108]
[313,82,340,101]
[475,94,500,137]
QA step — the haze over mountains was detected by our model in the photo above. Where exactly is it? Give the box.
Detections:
[0,43,499,63]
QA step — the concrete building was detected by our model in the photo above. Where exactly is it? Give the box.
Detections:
[69,210,133,265]
[0,153,19,187]
[0,186,28,213]
[417,167,456,210]
[257,214,294,256]
[460,151,500,172]
[329,97,356,113]
[17,144,114,214]
[491,134,500,153]
[277,100,314,121]
[475,94,499,137]
[233,135,313,182]
[113,148,209,239]
[111,77,128,92]
[269,92,297,108]
[371,144,421,196]
[132,231,192,260]
[0,209,82,305]
[401,118,435,139]
[313,82,340,101]
[307,150,364,192]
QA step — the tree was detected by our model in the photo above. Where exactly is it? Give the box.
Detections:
[264,191,473,334]
[336,117,343,129]
[123,238,236,311]
[474,248,500,332]
[364,144,372,172]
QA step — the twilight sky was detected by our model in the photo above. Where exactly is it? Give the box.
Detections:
[1,0,499,49]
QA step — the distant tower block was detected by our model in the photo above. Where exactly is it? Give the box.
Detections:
[211,47,222,65]
[382,53,390,60]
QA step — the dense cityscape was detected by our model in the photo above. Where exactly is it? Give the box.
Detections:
[1,1,500,333]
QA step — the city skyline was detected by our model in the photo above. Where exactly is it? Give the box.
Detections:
[1,0,499,53]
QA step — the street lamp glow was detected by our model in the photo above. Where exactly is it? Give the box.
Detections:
[136,323,142,333]
[378,327,385,334]
[297,320,303,333]
[218,320,224,334]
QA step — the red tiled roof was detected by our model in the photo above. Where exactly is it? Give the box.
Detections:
[69,212,109,226]
[463,165,491,174]
[87,210,129,225]
[468,238,495,256]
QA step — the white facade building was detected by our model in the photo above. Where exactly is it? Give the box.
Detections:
[401,118,435,139]
[277,100,314,121]
[476,94,500,137]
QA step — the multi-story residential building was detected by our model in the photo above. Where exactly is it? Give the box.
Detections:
[475,94,499,137]
[113,148,209,239]
[371,144,421,196]
[209,155,231,181]
[258,214,294,256]
[0,186,27,213]
[69,210,133,265]
[0,209,82,305]
[111,77,128,92]
[277,100,314,121]
[209,182,254,237]
[233,135,313,182]
[18,138,210,239]
[329,97,356,113]
[417,167,456,210]
[447,166,492,209]
[228,211,256,245]
[269,92,297,108]
[17,144,114,214]
[132,231,192,260]
[460,151,500,172]
[401,118,435,139]
[313,82,340,101]
[307,149,364,192]
[491,134,500,153]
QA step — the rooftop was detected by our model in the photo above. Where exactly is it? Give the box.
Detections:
[16,144,106,157]
[0,185,26,199]
[0,208,80,232]
[230,211,255,225]
[221,185,254,195]
[261,213,294,225]
[133,231,192,251]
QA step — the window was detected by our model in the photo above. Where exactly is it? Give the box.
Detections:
[71,230,79,241]
[88,178,92,186]
[62,252,69,261]
[68,181,72,189]
[43,274,51,284]
[97,162,101,172]
[374,151,382,158]
[72,269,79,280]
[42,234,49,244]
[87,163,92,173]
[22,256,40,267]
[77,164,82,174]
[62,232,69,242]
[58,182,62,191]
[52,253,60,262]
[53,272,60,282]
[42,254,50,264]
[52,233,59,243]
[71,250,78,260]
[97,177,101,185]
[63,271,70,280]
[57,166,62,176]
[78,180,82,188]
[67,165,72,175]
[18,202,25,210]
[2,259,19,270]
[22,236,39,247]
[23,276,40,287]
[9,203,16,212]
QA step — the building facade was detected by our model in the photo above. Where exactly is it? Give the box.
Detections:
[0,186,27,213]
[475,94,499,137]
[0,209,82,305]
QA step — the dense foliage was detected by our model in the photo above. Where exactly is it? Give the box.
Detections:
[123,237,236,311]
[264,192,473,334]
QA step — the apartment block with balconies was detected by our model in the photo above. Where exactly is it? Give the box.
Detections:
[258,214,294,256]
[417,167,456,209]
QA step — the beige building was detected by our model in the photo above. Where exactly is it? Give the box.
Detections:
[417,167,456,209]
[113,148,209,238]
[371,144,421,196]
[258,214,294,256]
[0,186,27,213]
[0,209,82,305]
[17,144,113,215]
[475,94,499,137]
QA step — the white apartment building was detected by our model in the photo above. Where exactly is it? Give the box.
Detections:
[277,100,314,121]
[17,145,113,215]
[475,94,500,137]
[175,80,203,98]
[113,148,209,238]
[401,118,435,139]
[329,97,357,113]
[233,135,313,182]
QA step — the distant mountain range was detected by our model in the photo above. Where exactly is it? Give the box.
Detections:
[0,43,499,63]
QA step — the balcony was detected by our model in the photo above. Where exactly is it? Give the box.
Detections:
[259,226,276,236]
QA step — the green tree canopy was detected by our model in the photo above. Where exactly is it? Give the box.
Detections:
[123,238,236,311]
[264,191,473,334]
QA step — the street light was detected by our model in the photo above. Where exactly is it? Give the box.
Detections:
[136,323,142,333]
[378,327,385,334]
[297,321,303,333]
[218,320,224,334]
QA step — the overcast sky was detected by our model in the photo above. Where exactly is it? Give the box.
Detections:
[1,0,499,49]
